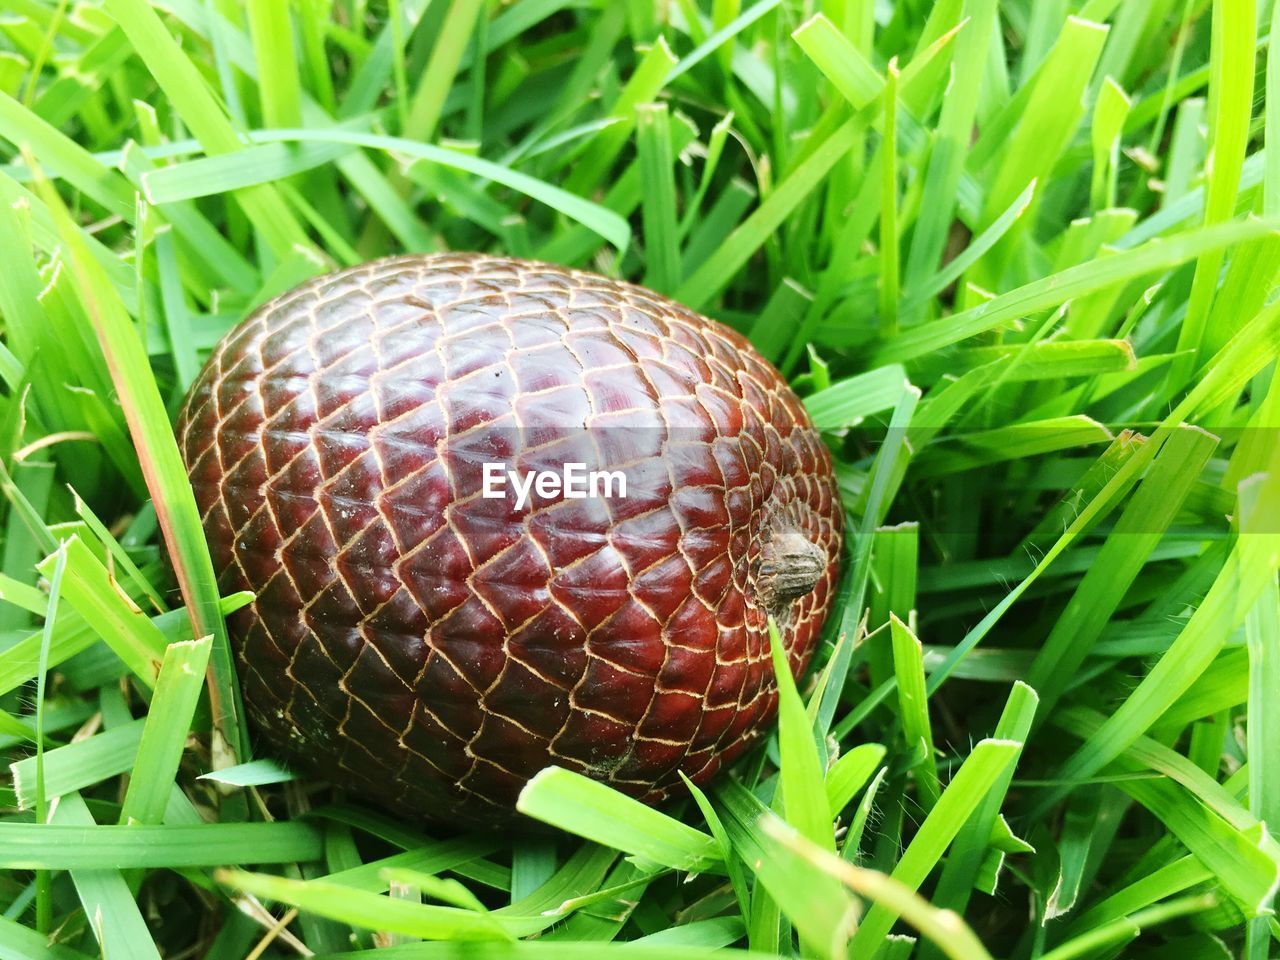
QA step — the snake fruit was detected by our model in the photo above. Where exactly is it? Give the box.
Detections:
[178,253,844,824]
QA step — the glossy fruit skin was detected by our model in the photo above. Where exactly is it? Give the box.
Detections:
[177,253,843,825]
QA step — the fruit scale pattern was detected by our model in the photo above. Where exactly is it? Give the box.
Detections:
[178,253,843,825]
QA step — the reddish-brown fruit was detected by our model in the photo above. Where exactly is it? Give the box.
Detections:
[178,253,843,825]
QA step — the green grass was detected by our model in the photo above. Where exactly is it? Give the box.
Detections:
[1,0,1279,957]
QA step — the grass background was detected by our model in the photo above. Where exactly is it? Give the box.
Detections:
[1,0,1279,956]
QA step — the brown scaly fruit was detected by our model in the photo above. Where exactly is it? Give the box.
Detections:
[177,253,843,825]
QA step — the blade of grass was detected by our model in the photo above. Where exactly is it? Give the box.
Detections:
[902,178,1036,317]
[247,0,302,128]
[981,17,1109,230]
[0,91,134,220]
[69,487,166,613]
[890,614,939,809]
[319,835,506,895]
[1166,0,1257,389]
[48,792,163,960]
[1114,775,1280,915]
[803,364,909,430]
[903,0,998,287]
[767,616,834,850]
[747,278,814,364]
[848,738,1022,954]
[216,864,616,940]
[1025,425,1218,719]
[1043,894,1218,960]
[140,138,359,204]
[32,167,247,765]
[158,128,630,252]
[403,0,486,144]
[919,683,1038,958]
[666,0,781,83]
[10,719,147,809]
[677,111,734,241]
[911,338,1134,385]
[879,59,900,336]
[865,522,919,689]
[677,117,860,308]
[0,822,324,869]
[791,14,882,109]
[198,758,296,788]
[1042,465,1280,813]
[1068,856,1214,934]
[563,37,677,197]
[100,0,314,259]
[874,218,1276,364]
[825,743,887,817]
[0,914,95,960]
[636,102,680,293]
[119,636,212,825]
[1090,77,1131,210]
[1246,535,1280,911]
[35,536,167,688]
[763,818,995,960]
[516,767,721,873]
[912,416,1114,478]
[30,540,66,935]
[116,142,260,297]
[715,779,860,959]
